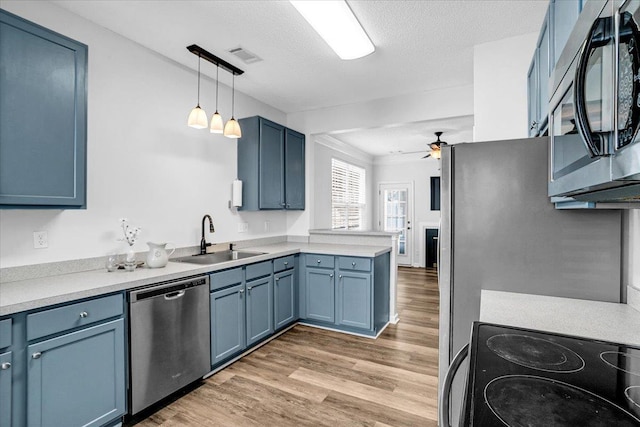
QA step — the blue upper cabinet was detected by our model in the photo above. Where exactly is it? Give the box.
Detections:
[238,116,305,211]
[0,10,87,209]
[528,1,582,137]
[551,0,582,68]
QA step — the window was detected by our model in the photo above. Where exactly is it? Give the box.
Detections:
[331,159,366,229]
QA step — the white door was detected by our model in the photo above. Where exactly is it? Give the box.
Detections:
[379,183,413,266]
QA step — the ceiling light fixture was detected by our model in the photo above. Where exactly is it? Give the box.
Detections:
[290,0,375,60]
[187,54,208,129]
[210,64,224,134]
[223,72,242,139]
[186,44,244,137]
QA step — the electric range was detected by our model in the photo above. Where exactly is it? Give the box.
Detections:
[462,322,640,426]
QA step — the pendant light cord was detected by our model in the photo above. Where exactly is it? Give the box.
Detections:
[196,54,201,107]
[231,73,235,118]
[215,65,219,111]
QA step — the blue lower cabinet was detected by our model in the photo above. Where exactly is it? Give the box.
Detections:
[246,276,274,346]
[26,318,125,427]
[0,351,11,427]
[274,269,296,330]
[337,271,372,330]
[210,284,246,365]
[305,268,335,323]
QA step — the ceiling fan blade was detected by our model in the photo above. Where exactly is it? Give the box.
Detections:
[422,153,431,159]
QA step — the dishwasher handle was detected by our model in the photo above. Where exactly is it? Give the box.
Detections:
[164,290,186,300]
[439,343,469,427]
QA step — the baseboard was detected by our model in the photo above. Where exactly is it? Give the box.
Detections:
[390,313,400,324]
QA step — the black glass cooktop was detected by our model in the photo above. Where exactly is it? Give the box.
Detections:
[462,322,640,426]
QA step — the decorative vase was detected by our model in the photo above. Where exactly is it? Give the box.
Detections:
[124,245,137,271]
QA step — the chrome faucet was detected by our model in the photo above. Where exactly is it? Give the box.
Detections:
[200,215,215,255]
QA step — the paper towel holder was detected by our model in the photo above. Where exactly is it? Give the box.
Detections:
[229,179,243,209]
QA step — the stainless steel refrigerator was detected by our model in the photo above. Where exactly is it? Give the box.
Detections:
[437,137,622,424]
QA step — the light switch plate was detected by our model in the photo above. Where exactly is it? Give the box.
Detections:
[237,222,249,233]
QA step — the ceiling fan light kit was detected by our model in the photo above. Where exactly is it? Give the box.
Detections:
[186,44,244,138]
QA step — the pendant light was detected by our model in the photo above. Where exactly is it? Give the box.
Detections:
[187,54,208,129]
[224,72,242,139]
[209,64,224,134]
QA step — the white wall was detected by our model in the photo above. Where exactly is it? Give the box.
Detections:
[373,157,442,267]
[473,32,538,142]
[0,1,289,268]
[625,211,640,291]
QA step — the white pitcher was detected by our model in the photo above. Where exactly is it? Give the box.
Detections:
[146,242,175,268]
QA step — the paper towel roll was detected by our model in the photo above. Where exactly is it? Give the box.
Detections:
[232,179,243,207]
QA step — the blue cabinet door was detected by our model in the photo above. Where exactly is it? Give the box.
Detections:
[211,284,246,365]
[26,319,125,427]
[337,271,372,330]
[0,351,11,427]
[552,0,582,68]
[537,11,550,133]
[285,129,305,210]
[527,55,539,137]
[259,119,285,209]
[274,269,296,329]
[246,276,274,346]
[305,268,335,323]
[0,10,87,208]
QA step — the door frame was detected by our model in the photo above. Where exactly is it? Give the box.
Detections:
[377,181,414,266]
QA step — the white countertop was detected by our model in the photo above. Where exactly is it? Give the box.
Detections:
[480,290,640,347]
[308,229,399,237]
[0,242,391,316]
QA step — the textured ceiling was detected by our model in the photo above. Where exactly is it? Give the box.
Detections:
[51,0,547,156]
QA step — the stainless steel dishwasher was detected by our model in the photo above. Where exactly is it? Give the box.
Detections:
[129,275,210,414]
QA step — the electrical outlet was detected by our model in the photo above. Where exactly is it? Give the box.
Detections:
[33,231,48,249]
[237,222,249,233]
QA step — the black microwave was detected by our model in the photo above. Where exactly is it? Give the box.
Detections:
[549,0,640,206]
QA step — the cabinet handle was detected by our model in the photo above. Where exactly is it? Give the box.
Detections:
[352,262,356,267]
[32,352,42,360]
[247,286,253,292]
[1,362,10,370]
[329,273,334,278]
[275,277,280,282]
[284,261,288,265]
[281,202,286,206]
[317,260,321,264]
[530,120,538,130]
[339,275,343,279]
[79,311,88,318]
[239,289,245,295]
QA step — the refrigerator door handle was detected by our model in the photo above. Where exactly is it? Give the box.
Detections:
[439,343,469,427]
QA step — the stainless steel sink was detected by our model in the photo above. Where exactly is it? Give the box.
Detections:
[171,250,265,265]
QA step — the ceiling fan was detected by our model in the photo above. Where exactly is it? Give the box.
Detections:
[423,131,447,159]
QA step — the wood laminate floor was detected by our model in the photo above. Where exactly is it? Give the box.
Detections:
[134,266,439,426]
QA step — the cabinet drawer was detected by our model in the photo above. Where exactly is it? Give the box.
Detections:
[305,254,335,269]
[273,255,295,273]
[338,256,372,272]
[27,294,123,341]
[210,267,244,291]
[246,260,272,281]
[0,319,11,349]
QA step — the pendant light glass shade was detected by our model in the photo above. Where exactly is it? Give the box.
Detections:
[210,65,224,133]
[210,111,224,133]
[188,106,208,129]
[188,54,208,129]
[224,117,242,138]
[224,72,242,139]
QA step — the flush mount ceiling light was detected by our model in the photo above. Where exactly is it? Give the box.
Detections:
[223,73,242,139]
[186,44,244,137]
[290,0,375,60]
[210,65,224,134]
[187,53,208,129]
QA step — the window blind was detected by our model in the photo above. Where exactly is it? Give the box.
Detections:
[331,159,365,229]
